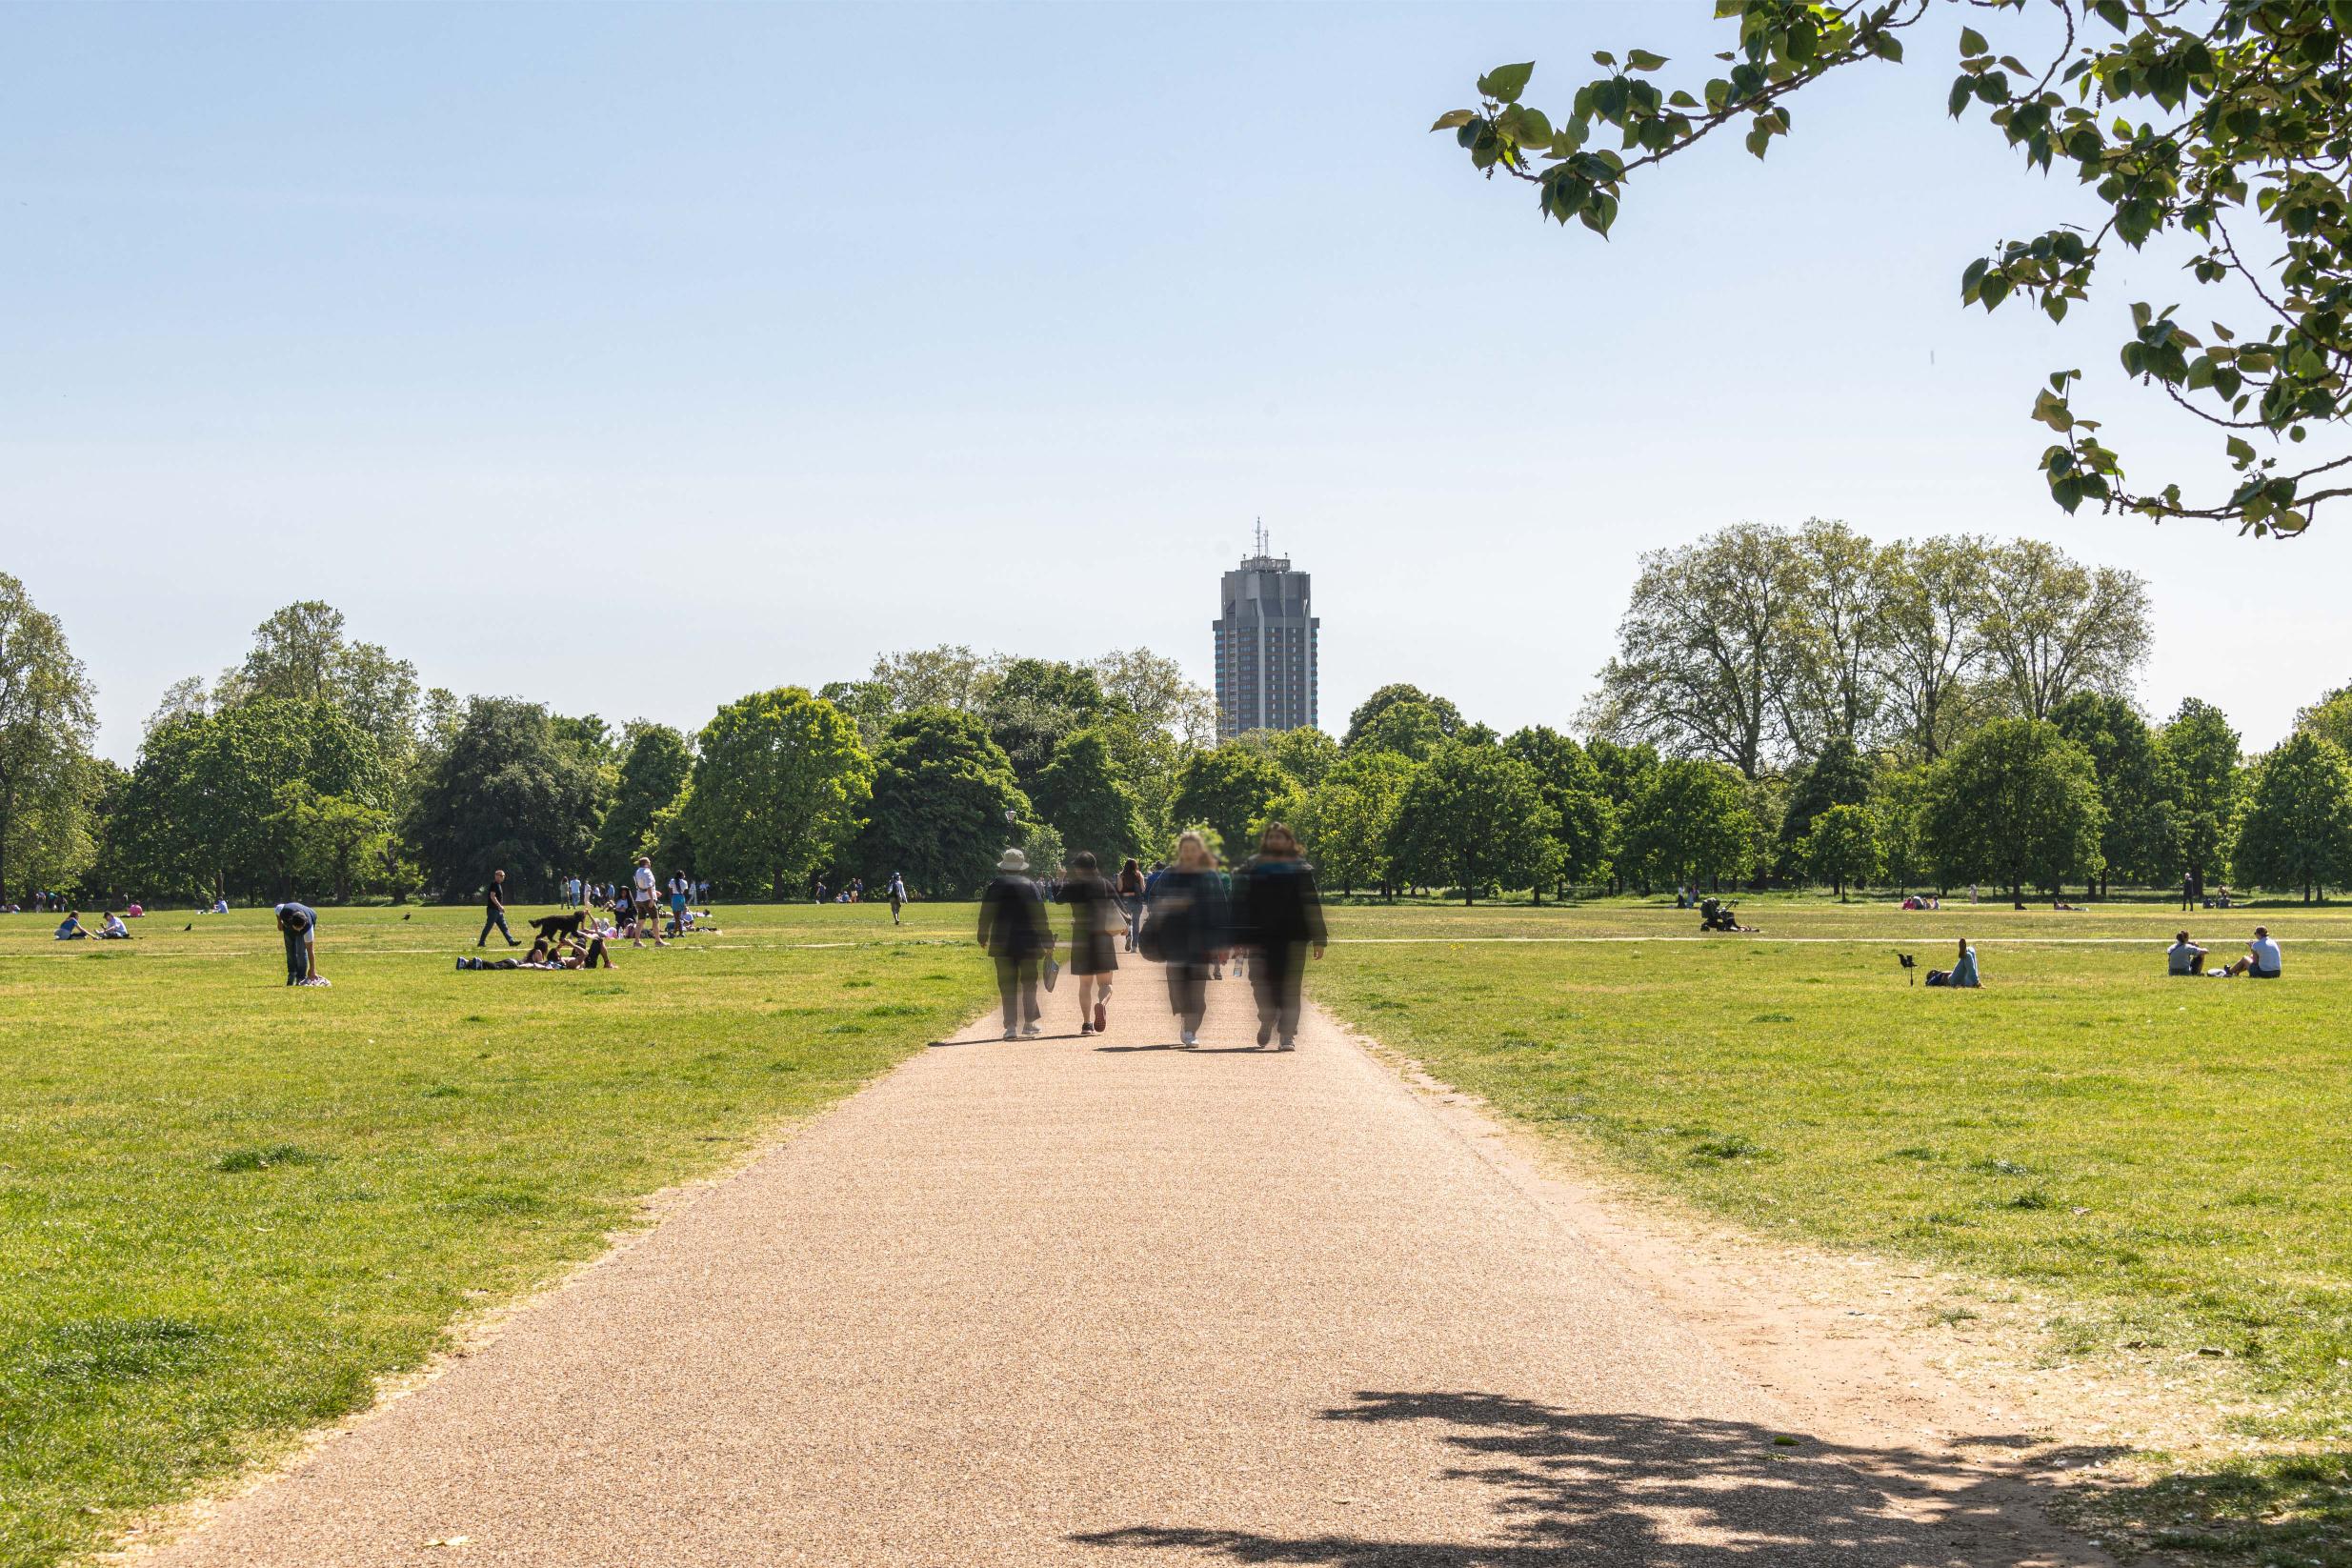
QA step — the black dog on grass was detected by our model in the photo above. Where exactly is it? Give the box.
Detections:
[528,909,589,945]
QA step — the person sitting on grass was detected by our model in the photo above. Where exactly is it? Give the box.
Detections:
[98,911,132,940]
[53,910,90,940]
[1924,936,1980,988]
[2211,926,2282,978]
[2168,932,2207,975]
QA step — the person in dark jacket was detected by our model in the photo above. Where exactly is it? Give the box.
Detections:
[1232,823,1328,1051]
[1146,832,1228,1047]
[1060,851,1121,1035]
[976,848,1050,1039]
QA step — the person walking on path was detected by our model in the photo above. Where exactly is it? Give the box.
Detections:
[632,856,669,950]
[1145,832,1227,1048]
[1231,822,1328,1052]
[1116,857,1145,952]
[977,849,1050,1039]
[887,872,908,926]
[275,901,324,986]
[478,870,519,948]
[1059,851,1121,1035]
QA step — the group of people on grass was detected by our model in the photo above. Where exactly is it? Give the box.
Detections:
[2168,926,2282,977]
[50,909,133,941]
[976,824,1328,1050]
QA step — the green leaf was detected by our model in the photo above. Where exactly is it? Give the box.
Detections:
[1626,50,1668,71]
[1591,50,1616,68]
[1430,110,1478,132]
[2226,435,2257,464]
[2093,0,2127,29]
[1478,61,1536,101]
[1668,89,1699,108]
[1948,75,1973,117]
[1514,107,1554,143]
[1959,26,1987,56]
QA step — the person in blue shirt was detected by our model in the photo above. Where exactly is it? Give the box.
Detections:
[275,902,322,986]
[53,911,90,940]
[1925,936,1980,988]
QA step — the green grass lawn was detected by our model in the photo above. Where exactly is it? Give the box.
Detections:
[1314,894,2352,1561]
[9,892,2350,1566]
[0,900,985,1568]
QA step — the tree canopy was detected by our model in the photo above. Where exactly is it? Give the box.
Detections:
[0,573,99,903]
[1438,0,2352,535]
[1388,741,1558,903]
[1925,717,2106,903]
[1172,743,1294,861]
[856,707,1029,898]
[406,697,600,902]
[2234,730,2352,900]
[593,724,694,874]
[683,687,874,900]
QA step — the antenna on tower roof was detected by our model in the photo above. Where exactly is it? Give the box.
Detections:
[1254,517,1269,558]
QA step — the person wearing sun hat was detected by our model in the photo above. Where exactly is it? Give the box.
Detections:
[976,847,1051,1039]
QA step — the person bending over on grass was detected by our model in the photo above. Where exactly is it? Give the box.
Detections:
[2168,932,2207,975]
[1924,936,1980,988]
[52,910,90,940]
[275,902,326,986]
[2212,926,2282,978]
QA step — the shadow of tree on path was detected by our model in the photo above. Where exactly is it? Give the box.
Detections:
[1075,1390,2117,1565]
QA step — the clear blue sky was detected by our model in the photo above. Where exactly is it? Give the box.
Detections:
[5,1,2341,762]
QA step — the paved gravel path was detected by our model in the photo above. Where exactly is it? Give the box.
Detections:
[143,961,2094,1567]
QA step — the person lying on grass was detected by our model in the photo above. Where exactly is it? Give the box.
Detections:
[2210,926,2282,978]
[1923,937,1980,988]
[2168,932,2208,975]
[457,935,613,971]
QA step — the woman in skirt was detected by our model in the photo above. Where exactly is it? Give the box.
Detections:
[1061,850,1121,1035]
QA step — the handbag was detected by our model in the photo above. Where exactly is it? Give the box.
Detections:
[1042,953,1060,992]
[1136,909,1167,963]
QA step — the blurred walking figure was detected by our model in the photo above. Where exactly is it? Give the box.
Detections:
[976,848,1050,1039]
[1116,857,1146,952]
[1144,832,1227,1048]
[1232,822,1328,1051]
[888,872,908,926]
[1060,852,1121,1035]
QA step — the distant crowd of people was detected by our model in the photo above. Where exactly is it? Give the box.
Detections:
[976,824,1328,1051]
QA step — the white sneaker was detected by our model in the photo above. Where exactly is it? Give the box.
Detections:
[1002,1028,1017,1040]
[1021,1023,1042,1037]
[1277,1038,1296,1052]
[1180,1030,1196,1047]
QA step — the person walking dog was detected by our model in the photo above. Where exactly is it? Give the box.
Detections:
[976,848,1050,1039]
[1143,832,1227,1048]
[477,869,520,948]
[1232,822,1328,1051]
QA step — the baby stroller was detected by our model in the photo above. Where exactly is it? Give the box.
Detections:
[1697,897,1751,934]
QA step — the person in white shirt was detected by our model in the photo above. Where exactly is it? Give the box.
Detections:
[2214,926,2282,978]
[631,856,668,949]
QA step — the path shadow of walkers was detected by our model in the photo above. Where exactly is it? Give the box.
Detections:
[1074,1390,2117,1566]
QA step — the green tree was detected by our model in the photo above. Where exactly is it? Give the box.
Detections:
[1870,759,1932,893]
[1588,523,1811,777]
[854,708,1030,898]
[1172,743,1293,860]
[1502,725,1614,896]
[1437,3,2352,535]
[407,697,602,902]
[1344,684,1465,747]
[1388,741,1558,904]
[2051,692,2181,893]
[1800,802,1880,901]
[1300,752,1416,898]
[1877,534,1992,761]
[1345,699,1451,763]
[1925,718,2106,906]
[1618,758,1755,892]
[980,658,1110,795]
[0,573,99,905]
[2162,697,2243,900]
[682,687,874,900]
[2233,732,2352,902]
[1028,726,1147,865]
[593,724,694,874]
[269,787,394,904]
[2297,684,2352,755]
[1237,726,1343,790]
[1977,541,2152,721]
[1779,736,1874,877]
[215,600,421,762]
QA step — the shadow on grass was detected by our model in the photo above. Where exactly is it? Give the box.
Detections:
[1074,1390,2121,1566]
[2072,1448,2352,1565]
